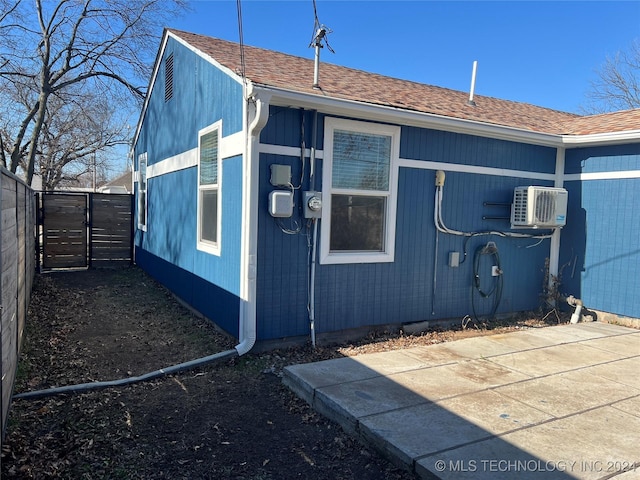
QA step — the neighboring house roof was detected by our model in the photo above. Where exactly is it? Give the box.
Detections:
[102,170,132,193]
[167,29,639,138]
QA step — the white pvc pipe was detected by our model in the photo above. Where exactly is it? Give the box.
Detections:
[313,43,321,88]
[570,303,583,324]
[468,61,478,105]
[566,295,584,324]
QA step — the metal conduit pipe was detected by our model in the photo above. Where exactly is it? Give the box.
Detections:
[565,295,584,324]
[13,349,238,401]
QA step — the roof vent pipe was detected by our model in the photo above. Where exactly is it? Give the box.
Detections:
[311,26,327,89]
[467,60,478,106]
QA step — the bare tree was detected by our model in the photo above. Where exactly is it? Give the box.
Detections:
[36,89,127,190]
[585,39,640,113]
[0,0,187,185]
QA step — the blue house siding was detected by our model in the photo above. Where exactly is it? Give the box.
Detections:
[256,152,311,339]
[135,247,240,337]
[254,108,558,340]
[137,158,243,294]
[401,126,557,174]
[135,37,243,159]
[133,36,245,336]
[560,144,640,318]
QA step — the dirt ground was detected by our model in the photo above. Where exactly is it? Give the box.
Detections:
[1,267,565,479]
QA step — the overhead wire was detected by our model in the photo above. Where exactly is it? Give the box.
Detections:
[236,0,248,96]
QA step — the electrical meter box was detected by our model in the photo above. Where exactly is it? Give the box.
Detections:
[303,191,322,218]
[269,190,293,218]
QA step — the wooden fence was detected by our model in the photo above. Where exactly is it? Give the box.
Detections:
[1,168,36,441]
[38,192,133,270]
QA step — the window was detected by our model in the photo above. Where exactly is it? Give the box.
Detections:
[321,118,400,264]
[197,122,221,254]
[137,152,147,231]
[165,54,174,102]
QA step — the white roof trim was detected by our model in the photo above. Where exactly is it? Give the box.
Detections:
[254,84,640,149]
[560,130,640,147]
[259,85,562,147]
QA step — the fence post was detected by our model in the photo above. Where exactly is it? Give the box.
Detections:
[88,193,93,268]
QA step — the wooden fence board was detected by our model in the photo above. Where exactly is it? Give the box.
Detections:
[42,194,88,269]
[90,194,132,267]
[1,169,35,446]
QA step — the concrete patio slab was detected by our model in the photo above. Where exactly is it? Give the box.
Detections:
[494,369,640,417]
[587,357,640,390]
[580,333,640,355]
[425,335,522,359]
[488,342,624,377]
[359,390,555,468]
[416,405,640,480]
[611,395,640,417]
[282,322,640,479]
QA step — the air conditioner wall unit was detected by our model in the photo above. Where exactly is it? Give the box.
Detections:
[510,186,568,228]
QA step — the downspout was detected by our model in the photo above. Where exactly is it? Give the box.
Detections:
[236,88,270,356]
[548,147,565,302]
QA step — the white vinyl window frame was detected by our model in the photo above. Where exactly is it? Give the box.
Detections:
[320,117,400,265]
[137,152,148,231]
[197,120,222,256]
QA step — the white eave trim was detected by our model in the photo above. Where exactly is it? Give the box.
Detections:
[560,130,640,147]
[258,85,560,147]
[252,84,640,149]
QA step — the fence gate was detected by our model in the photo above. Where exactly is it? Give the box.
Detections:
[39,192,133,270]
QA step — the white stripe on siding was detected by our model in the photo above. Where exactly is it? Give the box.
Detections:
[147,149,198,178]
[145,132,246,179]
[259,143,324,159]
[564,170,640,181]
[220,131,244,159]
[398,158,557,181]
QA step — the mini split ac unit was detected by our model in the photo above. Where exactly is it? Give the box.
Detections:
[510,186,568,228]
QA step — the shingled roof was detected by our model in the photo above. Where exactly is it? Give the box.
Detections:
[168,29,640,137]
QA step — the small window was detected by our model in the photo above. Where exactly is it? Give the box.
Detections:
[137,152,147,231]
[165,54,174,102]
[197,122,221,255]
[321,118,400,264]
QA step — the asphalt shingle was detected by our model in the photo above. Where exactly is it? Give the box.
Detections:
[169,29,640,137]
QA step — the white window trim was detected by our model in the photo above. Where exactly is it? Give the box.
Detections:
[197,120,222,256]
[137,152,148,232]
[320,118,400,265]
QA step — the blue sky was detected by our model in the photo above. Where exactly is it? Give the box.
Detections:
[171,0,640,114]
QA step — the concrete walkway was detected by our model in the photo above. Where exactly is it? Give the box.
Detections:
[283,323,640,479]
